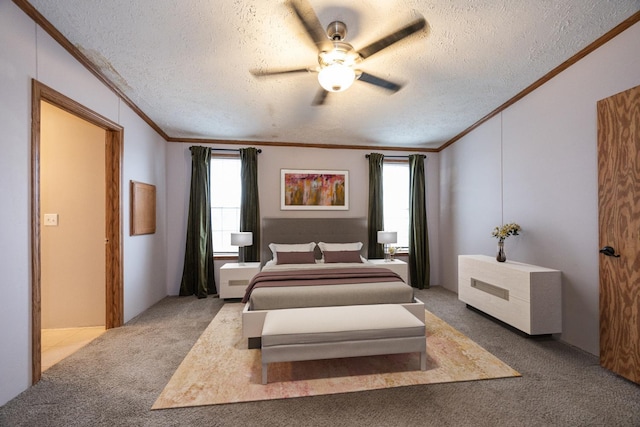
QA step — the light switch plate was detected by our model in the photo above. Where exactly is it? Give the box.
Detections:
[44,213,58,226]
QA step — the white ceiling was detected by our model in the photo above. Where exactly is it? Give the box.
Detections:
[26,0,640,150]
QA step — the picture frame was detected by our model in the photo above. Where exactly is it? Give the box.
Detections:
[281,169,349,210]
[130,181,156,235]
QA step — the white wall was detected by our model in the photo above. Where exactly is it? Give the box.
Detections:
[165,144,439,294]
[0,1,167,405]
[439,115,503,291]
[0,0,35,408]
[440,21,640,355]
[119,101,168,322]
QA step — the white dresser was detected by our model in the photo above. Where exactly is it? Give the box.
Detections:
[368,259,408,283]
[219,262,261,299]
[458,255,562,335]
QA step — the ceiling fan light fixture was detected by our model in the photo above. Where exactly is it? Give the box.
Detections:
[318,63,356,92]
[254,2,425,104]
[319,42,358,67]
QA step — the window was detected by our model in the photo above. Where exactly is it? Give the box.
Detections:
[210,156,241,254]
[383,161,409,250]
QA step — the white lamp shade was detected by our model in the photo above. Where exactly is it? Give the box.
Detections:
[318,63,356,92]
[230,232,253,247]
[377,231,397,244]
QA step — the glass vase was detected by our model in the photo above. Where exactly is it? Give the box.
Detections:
[497,240,506,262]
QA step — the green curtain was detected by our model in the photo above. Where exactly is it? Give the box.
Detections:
[367,153,385,259]
[408,154,430,289]
[240,147,260,263]
[179,146,216,298]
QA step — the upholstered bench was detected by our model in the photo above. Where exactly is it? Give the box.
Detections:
[261,304,427,384]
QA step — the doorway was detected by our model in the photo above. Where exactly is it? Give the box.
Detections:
[40,101,106,371]
[31,80,124,384]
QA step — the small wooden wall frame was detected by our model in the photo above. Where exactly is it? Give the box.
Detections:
[130,180,156,235]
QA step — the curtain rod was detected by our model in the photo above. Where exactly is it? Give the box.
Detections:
[365,154,426,159]
[210,148,262,153]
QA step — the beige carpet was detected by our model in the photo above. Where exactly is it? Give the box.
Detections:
[153,304,520,409]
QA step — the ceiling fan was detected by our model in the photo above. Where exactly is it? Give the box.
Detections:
[251,0,427,105]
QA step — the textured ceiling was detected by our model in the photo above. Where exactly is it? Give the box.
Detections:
[26,0,640,149]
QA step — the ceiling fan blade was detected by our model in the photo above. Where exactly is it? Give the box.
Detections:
[250,67,314,77]
[357,16,427,60]
[289,0,332,51]
[358,72,403,92]
[312,88,329,106]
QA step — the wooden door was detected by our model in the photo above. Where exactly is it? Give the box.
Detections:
[597,84,640,384]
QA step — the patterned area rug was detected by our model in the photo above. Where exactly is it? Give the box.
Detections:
[152,304,520,409]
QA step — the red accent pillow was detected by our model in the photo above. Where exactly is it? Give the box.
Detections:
[276,251,316,265]
[323,250,363,263]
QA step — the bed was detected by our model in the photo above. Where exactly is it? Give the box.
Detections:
[241,218,425,344]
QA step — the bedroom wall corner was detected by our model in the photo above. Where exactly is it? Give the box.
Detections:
[35,14,169,324]
[438,116,502,294]
[0,0,170,405]
[165,142,191,295]
[425,153,441,287]
[439,21,640,356]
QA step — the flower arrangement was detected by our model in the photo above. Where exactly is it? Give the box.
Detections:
[388,246,396,260]
[492,223,521,242]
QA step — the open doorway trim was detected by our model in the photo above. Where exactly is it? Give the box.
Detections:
[31,80,124,384]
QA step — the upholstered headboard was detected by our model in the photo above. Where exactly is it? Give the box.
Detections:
[260,217,368,265]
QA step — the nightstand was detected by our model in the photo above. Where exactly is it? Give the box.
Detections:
[219,262,261,299]
[368,259,408,283]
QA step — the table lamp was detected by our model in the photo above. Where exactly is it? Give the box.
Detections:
[230,232,253,265]
[377,231,397,262]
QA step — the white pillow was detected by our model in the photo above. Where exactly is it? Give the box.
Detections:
[317,241,363,252]
[268,242,316,263]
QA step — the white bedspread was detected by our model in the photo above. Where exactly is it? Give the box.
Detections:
[247,261,413,311]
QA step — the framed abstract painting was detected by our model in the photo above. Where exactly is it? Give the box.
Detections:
[280,169,349,210]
